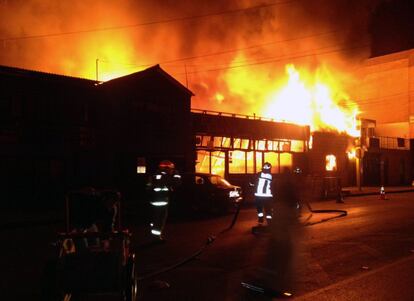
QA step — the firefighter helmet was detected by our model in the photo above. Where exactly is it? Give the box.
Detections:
[159,160,175,171]
[262,162,272,172]
[293,167,302,174]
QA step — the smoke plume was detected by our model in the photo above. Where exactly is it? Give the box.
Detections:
[0,0,383,113]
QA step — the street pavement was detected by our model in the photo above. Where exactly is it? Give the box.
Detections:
[2,185,413,230]
[2,187,414,301]
[132,193,414,300]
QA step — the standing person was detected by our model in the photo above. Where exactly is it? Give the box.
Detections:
[254,162,274,225]
[336,177,344,203]
[147,160,181,241]
[99,190,121,233]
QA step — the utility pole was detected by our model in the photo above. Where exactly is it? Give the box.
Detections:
[96,58,99,81]
[356,156,361,191]
[355,138,362,191]
[184,64,188,88]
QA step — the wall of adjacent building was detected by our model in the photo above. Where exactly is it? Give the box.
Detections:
[355,49,414,139]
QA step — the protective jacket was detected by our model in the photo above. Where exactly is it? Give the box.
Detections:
[254,171,273,198]
[149,170,181,204]
[148,169,181,238]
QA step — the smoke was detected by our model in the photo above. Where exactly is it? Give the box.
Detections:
[0,0,383,112]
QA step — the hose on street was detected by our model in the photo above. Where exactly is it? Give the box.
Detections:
[302,201,348,226]
[137,201,242,281]
[137,197,348,281]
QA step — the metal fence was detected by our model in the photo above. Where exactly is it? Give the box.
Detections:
[368,136,410,150]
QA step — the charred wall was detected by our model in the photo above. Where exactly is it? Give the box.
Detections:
[306,131,353,199]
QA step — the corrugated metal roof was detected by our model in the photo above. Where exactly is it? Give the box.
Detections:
[102,64,194,96]
[0,65,97,85]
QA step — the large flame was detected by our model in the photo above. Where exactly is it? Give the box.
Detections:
[263,64,359,136]
[0,1,363,138]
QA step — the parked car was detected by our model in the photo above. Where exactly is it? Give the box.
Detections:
[173,173,243,215]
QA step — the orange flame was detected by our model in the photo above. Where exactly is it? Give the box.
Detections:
[325,154,337,171]
[0,1,363,140]
[263,64,359,136]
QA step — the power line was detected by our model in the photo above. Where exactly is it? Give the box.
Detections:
[97,36,368,79]
[178,43,370,76]
[99,28,349,68]
[0,0,297,42]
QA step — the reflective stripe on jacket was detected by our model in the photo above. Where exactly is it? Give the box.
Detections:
[254,172,273,197]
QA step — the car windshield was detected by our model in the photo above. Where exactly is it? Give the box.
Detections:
[209,175,231,187]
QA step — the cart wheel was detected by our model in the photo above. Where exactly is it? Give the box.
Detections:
[125,254,138,301]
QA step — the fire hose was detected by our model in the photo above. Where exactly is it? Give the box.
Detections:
[137,201,242,281]
[137,198,347,282]
[302,201,348,226]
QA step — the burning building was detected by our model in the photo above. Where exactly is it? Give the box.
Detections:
[0,61,360,207]
[2,49,411,209]
[191,109,310,198]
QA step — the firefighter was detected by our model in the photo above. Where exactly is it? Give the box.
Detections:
[254,162,274,225]
[147,160,181,241]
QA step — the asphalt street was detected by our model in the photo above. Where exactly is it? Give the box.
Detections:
[133,193,414,300]
[1,192,414,300]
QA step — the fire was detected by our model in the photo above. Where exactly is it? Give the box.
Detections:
[77,33,144,82]
[215,93,225,104]
[263,64,359,137]
[325,154,337,171]
[347,148,356,160]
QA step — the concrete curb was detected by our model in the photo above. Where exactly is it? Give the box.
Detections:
[344,188,414,198]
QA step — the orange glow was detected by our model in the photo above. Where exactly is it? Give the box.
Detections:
[1,0,368,132]
[263,64,359,137]
[325,154,337,171]
[211,151,225,176]
[347,148,356,160]
[215,93,225,103]
[1,2,362,139]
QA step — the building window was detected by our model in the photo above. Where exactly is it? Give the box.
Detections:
[229,151,246,174]
[211,151,225,176]
[397,138,405,148]
[281,141,291,152]
[196,150,211,173]
[201,136,212,148]
[233,138,241,149]
[291,140,305,152]
[326,154,337,171]
[195,135,202,146]
[280,153,292,172]
[241,139,250,150]
[222,137,231,148]
[246,151,255,174]
[214,136,223,148]
[136,157,146,174]
[256,140,266,151]
[256,151,263,173]
[264,152,279,173]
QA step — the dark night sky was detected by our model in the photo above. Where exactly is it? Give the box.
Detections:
[369,0,414,57]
